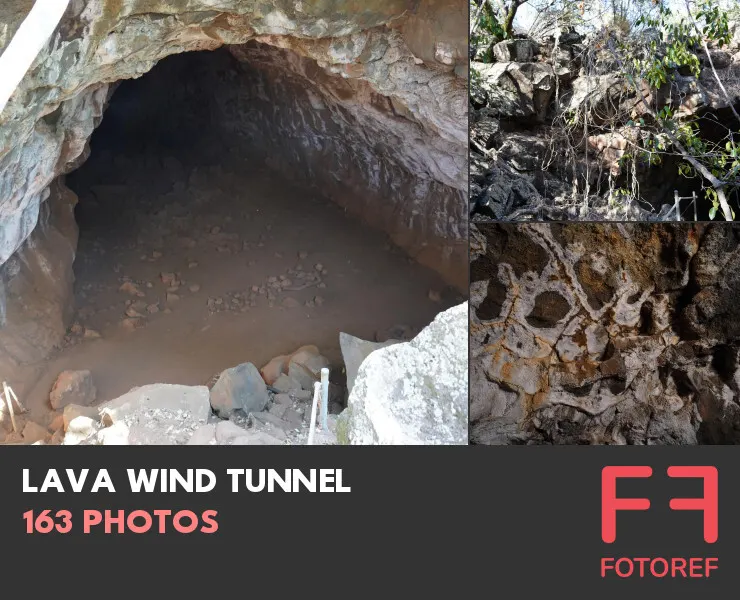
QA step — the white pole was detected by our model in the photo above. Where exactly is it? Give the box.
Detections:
[3,381,17,433]
[7,384,25,412]
[674,190,681,222]
[320,367,329,430]
[0,0,72,116]
[306,381,320,446]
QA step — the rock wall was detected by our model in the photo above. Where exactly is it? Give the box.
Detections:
[470,223,740,445]
[225,42,467,284]
[470,26,740,221]
[0,0,467,374]
[0,180,78,374]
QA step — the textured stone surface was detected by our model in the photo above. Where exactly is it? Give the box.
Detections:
[218,40,466,285]
[0,180,78,376]
[96,383,211,444]
[339,331,400,394]
[337,302,468,444]
[470,25,740,221]
[210,362,270,417]
[470,223,740,445]
[286,345,329,390]
[0,0,466,265]
[49,369,96,409]
[0,1,467,378]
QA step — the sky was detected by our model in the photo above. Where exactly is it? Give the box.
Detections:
[512,0,737,34]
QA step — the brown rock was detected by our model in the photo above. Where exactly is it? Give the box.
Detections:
[119,281,145,297]
[260,355,290,385]
[49,414,64,432]
[63,404,100,431]
[50,370,96,409]
[121,317,145,331]
[160,272,178,286]
[125,306,144,318]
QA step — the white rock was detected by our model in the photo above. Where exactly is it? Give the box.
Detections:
[62,416,99,445]
[97,384,210,445]
[187,424,217,445]
[230,431,285,445]
[214,420,250,444]
[63,404,99,431]
[337,303,468,445]
[339,332,401,394]
[97,422,130,445]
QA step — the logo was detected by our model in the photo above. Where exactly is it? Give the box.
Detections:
[599,466,719,579]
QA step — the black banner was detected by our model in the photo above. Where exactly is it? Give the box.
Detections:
[0,447,734,596]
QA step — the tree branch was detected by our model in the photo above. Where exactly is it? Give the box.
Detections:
[607,37,734,220]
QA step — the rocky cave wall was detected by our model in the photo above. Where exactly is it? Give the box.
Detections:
[166,40,468,284]
[470,223,740,445]
[0,0,467,378]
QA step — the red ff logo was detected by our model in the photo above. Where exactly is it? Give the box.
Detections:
[602,466,718,543]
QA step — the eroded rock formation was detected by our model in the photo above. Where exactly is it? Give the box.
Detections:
[0,0,467,380]
[470,223,740,445]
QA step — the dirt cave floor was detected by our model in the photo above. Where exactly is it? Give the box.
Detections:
[19,132,460,427]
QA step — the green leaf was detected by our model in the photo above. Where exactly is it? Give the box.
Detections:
[709,206,718,219]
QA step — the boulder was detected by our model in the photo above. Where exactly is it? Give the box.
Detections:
[96,384,210,445]
[472,61,555,121]
[214,420,251,444]
[48,414,64,432]
[287,346,329,390]
[96,422,130,445]
[230,431,286,445]
[49,370,96,409]
[214,420,284,445]
[63,404,99,431]
[273,373,306,393]
[260,354,290,385]
[701,49,733,69]
[209,363,270,417]
[339,332,401,395]
[492,39,538,62]
[187,424,217,445]
[62,416,99,445]
[337,303,468,445]
[497,133,547,172]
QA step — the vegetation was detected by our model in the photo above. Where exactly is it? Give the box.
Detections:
[471,0,740,219]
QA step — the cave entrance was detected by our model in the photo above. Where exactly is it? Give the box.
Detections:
[25,46,460,415]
